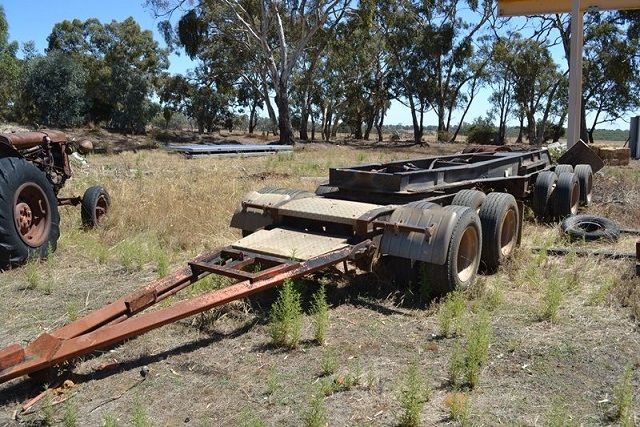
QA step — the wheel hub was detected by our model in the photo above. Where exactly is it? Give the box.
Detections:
[13,183,51,248]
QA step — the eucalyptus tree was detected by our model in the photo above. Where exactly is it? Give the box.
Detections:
[151,0,350,144]
[46,17,169,132]
[0,6,20,120]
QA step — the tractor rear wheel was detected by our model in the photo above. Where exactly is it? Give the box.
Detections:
[0,156,60,269]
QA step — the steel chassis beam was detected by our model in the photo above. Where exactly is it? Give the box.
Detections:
[0,241,375,384]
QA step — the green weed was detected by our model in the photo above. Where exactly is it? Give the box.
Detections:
[103,414,119,427]
[320,348,338,376]
[269,280,302,348]
[438,291,466,337]
[266,366,281,396]
[448,341,466,389]
[301,389,327,427]
[131,399,151,427]
[155,251,169,278]
[320,369,360,396]
[396,362,431,427]
[540,276,563,322]
[464,311,492,388]
[62,399,77,427]
[587,277,616,306]
[612,365,634,425]
[238,408,266,427]
[25,259,41,290]
[66,302,80,321]
[544,397,577,427]
[310,285,329,344]
[42,389,54,426]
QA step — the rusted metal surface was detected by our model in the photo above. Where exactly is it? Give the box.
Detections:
[557,140,605,173]
[0,130,67,150]
[0,242,374,384]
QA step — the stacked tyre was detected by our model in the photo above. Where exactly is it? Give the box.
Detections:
[532,164,593,221]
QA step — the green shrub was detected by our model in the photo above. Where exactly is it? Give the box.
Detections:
[269,280,303,348]
[397,362,431,427]
[438,291,466,337]
[302,389,327,427]
[444,392,471,424]
[612,365,634,425]
[466,118,496,145]
[540,276,563,322]
[464,311,492,388]
[311,285,329,344]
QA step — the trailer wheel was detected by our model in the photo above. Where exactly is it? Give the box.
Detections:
[478,192,519,273]
[574,164,593,206]
[555,164,573,175]
[0,156,60,268]
[553,172,580,218]
[532,171,557,221]
[451,189,486,211]
[422,206,482,295]
[81,186,111,228]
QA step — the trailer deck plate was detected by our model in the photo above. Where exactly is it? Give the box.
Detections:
[278,197,382,225]
[232,228,350,260]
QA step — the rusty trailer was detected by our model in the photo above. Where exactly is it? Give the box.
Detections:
[0,147,595,385]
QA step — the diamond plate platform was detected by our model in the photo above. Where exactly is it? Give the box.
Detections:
[232,228,350,260]
[278,197,382,225]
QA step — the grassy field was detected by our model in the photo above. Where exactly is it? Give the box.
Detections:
[0,139,639,426]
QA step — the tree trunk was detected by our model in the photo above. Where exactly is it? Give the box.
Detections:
[408,96,423,145]
[353,112,363,140]
[248,103,256,134]
[299,89,309,140]
[275,79,294,145]
[262,81,278,136]
[375,106,385,143]
[526,110,536,145]
[311,113,315,141]
[516,114,524,144]
[364,111,375,141]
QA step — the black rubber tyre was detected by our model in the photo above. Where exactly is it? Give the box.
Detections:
[405,200,439,210]
[574,164,593,206]
[81,186,111,228]
[452,189,486,211]
[555,164,573,175]
[422,206,482,296]
[561,214,620,242]
[478,192,520,273]
[553,172,580,218]
[532,171,558,221]
[0,156,60,268]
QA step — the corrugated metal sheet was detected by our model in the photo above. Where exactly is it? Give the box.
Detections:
[232,228,349,260]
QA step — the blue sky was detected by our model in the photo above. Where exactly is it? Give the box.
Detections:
[1,1,635,130]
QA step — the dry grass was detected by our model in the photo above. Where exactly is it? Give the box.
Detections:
[0,142,638,426]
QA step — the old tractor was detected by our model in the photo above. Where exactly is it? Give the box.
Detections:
[0,130,110,269]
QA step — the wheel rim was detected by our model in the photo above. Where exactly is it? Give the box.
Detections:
[457,225,479,283]
[95,194,108,225]
[13,182,51,248]
[570,181,580,215]
[500,208,518,257]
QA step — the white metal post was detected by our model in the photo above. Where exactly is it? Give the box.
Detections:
[567,0,584,148]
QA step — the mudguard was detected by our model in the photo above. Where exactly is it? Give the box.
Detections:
[379,204,462,265]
